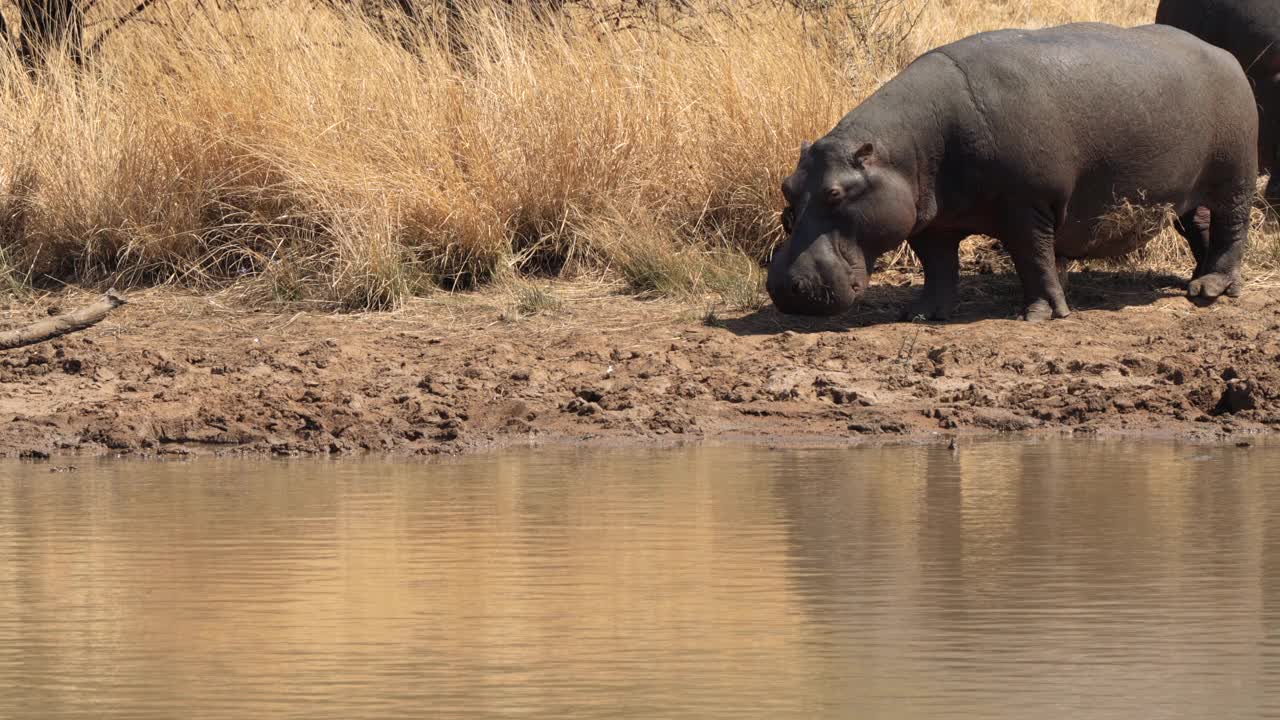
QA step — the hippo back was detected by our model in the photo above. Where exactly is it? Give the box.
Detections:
[918,23,1255,208]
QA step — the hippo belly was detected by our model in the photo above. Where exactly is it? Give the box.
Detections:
[1056,180,1204,260]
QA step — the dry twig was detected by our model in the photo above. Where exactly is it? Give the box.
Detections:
[0,289,127,350]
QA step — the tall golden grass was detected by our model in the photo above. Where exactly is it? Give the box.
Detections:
[0,0,1256,310]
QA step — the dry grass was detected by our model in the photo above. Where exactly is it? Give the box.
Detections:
[0,0,1276,310]
[499,279,563,321]
[1091,195,1184,270]
[1084,182,1280,276]
[1095,198,1180,251]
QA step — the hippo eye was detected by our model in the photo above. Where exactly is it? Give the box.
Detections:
[825,187,844,204]
[781,206,795,234]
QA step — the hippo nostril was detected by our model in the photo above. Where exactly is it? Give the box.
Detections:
[791,280,805,295]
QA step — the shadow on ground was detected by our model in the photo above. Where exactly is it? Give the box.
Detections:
[717,269,1194,336]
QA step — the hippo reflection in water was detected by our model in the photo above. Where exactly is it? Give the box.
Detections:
[767,22,1258,321]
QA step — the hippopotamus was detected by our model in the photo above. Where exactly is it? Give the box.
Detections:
[1156,0,1280,202]
[766,22,1258,321]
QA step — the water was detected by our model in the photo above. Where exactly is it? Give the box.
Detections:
[0,440,1277,719]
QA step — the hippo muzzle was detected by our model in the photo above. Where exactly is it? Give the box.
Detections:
[766,234,868,316]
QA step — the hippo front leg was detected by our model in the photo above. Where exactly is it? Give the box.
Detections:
[901,231,965,321]
[1004,208,1071,322]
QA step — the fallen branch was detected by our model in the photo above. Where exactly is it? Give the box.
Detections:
[0,289,127,351]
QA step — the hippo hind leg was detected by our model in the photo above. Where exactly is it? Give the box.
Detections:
[901,231,965,321]
[1175,206,1211,278]
[1055,256,1071,294]
[1003,207,1070,322]
[1187,192,1249,302]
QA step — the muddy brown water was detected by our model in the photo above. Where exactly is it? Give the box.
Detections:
[1,440,1278,719]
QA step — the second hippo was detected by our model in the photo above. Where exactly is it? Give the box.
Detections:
[1156,0,1280,202]
[767,22,1258,321]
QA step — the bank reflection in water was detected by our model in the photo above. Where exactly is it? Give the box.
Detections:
[0,440,1276,719]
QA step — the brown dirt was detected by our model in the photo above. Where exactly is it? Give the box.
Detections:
[3,269,1280,459]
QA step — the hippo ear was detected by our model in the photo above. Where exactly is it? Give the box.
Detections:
[852,142,874,166]
[799,140,812,159]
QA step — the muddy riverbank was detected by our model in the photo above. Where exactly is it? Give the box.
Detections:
[2,271,1279,459]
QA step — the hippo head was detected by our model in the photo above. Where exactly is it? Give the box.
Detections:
[767,139,917,316]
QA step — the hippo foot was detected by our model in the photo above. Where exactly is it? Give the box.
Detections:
[1187,272,1241,302]
[1020,299,1070,322]
[900,295,955,322]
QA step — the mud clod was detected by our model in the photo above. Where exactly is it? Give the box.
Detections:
[1215,379,1259,415]
[575,387,607,404]
[564,398,604,416]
